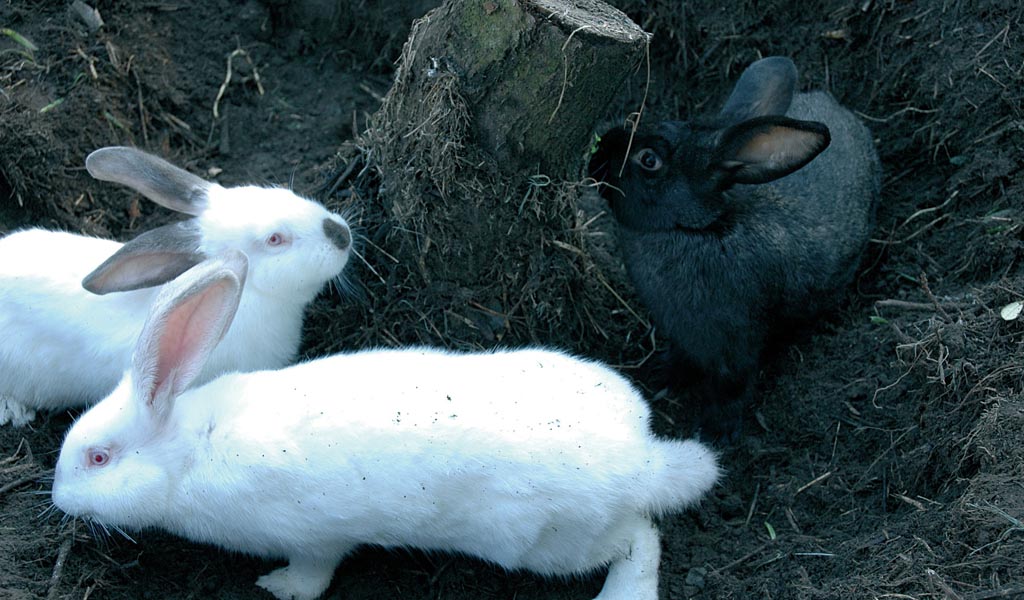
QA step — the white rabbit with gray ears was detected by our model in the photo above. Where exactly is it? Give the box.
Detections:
[0,146,352,426]
[52,250,719,600]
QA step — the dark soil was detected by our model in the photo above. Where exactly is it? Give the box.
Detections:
[2,1,1023,599]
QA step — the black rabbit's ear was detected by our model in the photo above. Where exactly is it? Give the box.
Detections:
[712,116,831,185]
[719,57,798,123]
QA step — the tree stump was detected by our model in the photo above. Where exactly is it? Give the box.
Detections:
[381,0,648,177]
[325,0,649,354]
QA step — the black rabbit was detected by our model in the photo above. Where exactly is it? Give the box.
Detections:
[590,57,881,441]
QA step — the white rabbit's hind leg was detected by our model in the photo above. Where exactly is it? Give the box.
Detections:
[593,515,661,600]
[255,554,345,600]
[0,395,36,427]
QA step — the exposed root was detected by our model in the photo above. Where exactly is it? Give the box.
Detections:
[46,531,75,600]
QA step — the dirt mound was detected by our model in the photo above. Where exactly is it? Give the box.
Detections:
[2,0,1023,598]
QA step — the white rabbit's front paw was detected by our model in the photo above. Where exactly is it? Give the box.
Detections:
[0,396,36,427]
[256,560,335,600]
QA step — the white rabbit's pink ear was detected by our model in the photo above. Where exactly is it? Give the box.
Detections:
[132,251,248,416]
[86,146,212,216]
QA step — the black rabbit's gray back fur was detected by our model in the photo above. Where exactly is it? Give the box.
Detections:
[729,90,879,317]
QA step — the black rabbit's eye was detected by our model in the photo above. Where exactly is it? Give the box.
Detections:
[633,148,663,172]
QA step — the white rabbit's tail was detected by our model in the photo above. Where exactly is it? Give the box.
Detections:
[644,439,720,515]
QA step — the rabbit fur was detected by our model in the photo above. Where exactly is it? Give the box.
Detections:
[589,57,881,440]
[52,252,720,600]
[0,146,352,426]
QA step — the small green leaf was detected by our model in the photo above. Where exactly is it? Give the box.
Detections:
[869,315,889,325]
[39,98,63,113]
[103,111,130,134]
[764,522,777,540]
[1,28,38,53]
[589,133,602,156]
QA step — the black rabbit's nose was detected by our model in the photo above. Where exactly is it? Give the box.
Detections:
[323,218,351,251]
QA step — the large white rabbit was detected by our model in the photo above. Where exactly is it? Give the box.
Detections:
[0,146,352,426]
[52,251,720,600]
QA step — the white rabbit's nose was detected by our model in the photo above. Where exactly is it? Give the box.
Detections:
[323,218,351,252]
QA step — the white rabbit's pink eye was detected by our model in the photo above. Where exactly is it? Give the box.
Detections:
[87,449,110,467]
[267,233,285,246]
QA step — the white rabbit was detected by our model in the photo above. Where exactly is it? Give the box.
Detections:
[52,251,720,600]
[0,146,352,426]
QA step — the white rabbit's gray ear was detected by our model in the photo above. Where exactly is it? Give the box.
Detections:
[712,116,831,186]
[132,250,248,417]
[86,147,211,216]
[719,56,798,123]
[82,222,206,294]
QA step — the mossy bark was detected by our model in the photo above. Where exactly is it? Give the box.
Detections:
[386,0,648,177]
